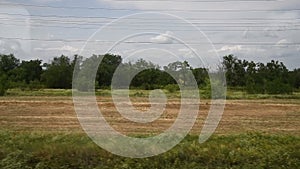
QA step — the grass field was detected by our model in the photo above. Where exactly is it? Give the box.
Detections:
[0,89,299,168]
[0,131,299,169]
[5,88,300,99]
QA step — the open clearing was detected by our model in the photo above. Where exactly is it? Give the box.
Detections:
[0,96,299,135]
[0,96,299,168]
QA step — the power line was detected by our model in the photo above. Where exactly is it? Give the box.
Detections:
[1,22,299,32]
[1,12,299,23]
[1,17,299,28]
[0,13,298,28]
[1,19,299,28]
[1,15,298,23]
[1,15,299,24]
[0,1,285,12]
[1,2,299,13]
[1,36,299,46]
[112,0,279,2]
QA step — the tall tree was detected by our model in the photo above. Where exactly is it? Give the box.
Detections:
[42,55,73,89]
[0,54,20,92]
[0,54,19,73]
[164,60,193,86]
[96,54,122,88]
[222,55,246,87]
[192,68,209,87]
[16,60,42,84]
[290,69,300,89]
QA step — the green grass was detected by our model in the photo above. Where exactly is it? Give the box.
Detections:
[0,131,299,169]
[5,89,179,98]
[225,88,300,100]
[5,88,300,100]
[6,89,73,97]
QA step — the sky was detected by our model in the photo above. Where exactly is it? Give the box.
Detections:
[0,0,299,69]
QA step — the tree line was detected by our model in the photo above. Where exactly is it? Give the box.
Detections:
[0,53,299,96]
[223,55,300,94]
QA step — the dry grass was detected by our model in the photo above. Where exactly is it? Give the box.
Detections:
[0,96,299,135]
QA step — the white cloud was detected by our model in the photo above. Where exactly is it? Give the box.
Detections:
[178,48,192,53]
[243,28,279,39]
[296,45,300,51]
[2,0,299,69]
[150,31,174,44]
[215,45,244,53]
[275,39,292,49]
[178,48,198,58]
[0,39,22,53]
[34,45,79,53]
[215,45,268,54]
[31,0,63,3]
[262,28,279,38]
[99,0,278,12]
[276,39,290,45]
[0,5,31,55]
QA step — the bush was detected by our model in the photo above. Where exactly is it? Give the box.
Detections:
[9,81,27,91]
[246,81,264,94]
[164,84,179,93]
[265,80,293,94]
[0,74,8,96]
[246,79,293,95]
[201,78,226,99]
[28,80,45,90]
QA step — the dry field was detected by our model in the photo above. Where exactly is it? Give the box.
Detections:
[0,96,299,135]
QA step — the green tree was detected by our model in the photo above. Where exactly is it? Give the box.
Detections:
[192,68,209,87]
[164,60,193,86]
[131,68,162,89]
[290,68,300,89]
[0,54,19,73]
[16,60,42,83]
[96,54,122,88]
[262,60,292,94]
[245,60,292,94]
[222,55,246,87]
[42,55,73,89]
[73,55,98,91]
[128,59,161,89]
[0,54,20,91]
[0,74,8,96]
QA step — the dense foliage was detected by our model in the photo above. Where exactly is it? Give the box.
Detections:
[223,55,294,94]
[0,53,299,96]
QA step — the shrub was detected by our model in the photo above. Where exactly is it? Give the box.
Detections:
[164,84,179,93]
[265,80,293,94]
[28,80,45,90]
[202,78,226,99]
[0,74,8,96]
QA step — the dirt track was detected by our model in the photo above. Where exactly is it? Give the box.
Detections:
[0,96,299,135]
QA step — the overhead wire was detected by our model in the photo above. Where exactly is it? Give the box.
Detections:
[1,36,299,46]
[0,2,299,47]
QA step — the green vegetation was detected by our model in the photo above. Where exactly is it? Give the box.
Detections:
[0,131,298,169]
[5,88,300,100]
[0,74,8,96]
[1,53,300,96]
[223,55,295,94]
[1,54,300,168]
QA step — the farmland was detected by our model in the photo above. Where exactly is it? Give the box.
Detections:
[0,93,300,135]
[0,89,299,168]
[1,0,300,167]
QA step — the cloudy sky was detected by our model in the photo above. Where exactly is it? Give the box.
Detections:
[0,0,299,69]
